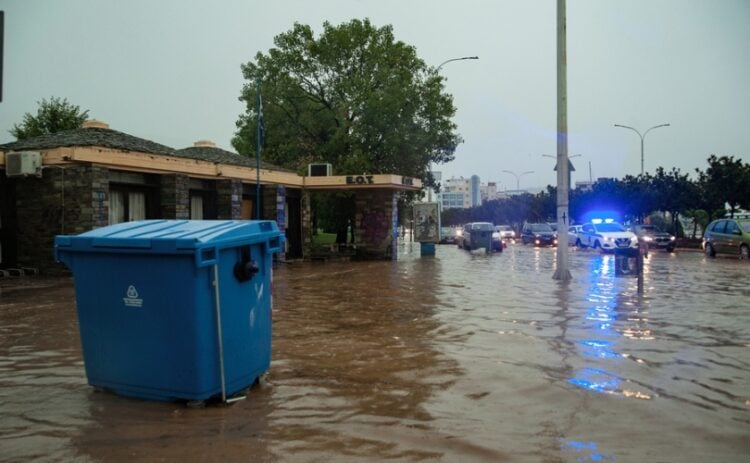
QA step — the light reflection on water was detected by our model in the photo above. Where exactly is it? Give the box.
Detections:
[569,254,634,398]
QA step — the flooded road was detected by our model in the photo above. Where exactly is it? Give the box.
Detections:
[1,243,749,462]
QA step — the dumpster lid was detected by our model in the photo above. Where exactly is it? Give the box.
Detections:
[55,220,280,251]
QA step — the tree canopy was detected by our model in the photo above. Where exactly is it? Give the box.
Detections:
[233,19,461,186]
[443,155,750,236]
[10,97,89,140]
[695,155,750,217]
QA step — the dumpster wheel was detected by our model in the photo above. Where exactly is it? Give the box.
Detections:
[186,400,206,409]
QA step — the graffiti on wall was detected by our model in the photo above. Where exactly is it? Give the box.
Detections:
[360,209,388,244]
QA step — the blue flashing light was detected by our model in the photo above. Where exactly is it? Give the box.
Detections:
[581,210,622,225]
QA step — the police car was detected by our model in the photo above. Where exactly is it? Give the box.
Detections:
[576,218,638,252]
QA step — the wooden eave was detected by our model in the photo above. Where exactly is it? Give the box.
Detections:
[2,146,303,187]
[1,147,422,191]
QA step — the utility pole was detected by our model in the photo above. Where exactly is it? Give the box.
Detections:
[553,0,572,281]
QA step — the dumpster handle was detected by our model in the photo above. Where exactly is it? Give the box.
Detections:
[212,264,227,403]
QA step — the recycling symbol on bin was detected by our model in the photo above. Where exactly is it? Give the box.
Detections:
[123,285,143,308]
[127,285,139,299]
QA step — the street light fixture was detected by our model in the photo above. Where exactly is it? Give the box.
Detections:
[436,56,479,71]
[502,170,534,192]
[614,123,670,176]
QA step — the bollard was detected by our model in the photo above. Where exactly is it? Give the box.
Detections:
[637,241,646,295]
[614,247,639,277]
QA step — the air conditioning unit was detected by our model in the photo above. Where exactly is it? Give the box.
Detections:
[308,163,332,177]
[5,151,42,177]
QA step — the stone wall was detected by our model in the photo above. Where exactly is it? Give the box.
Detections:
[160,174,189,219]
[216,179,242,219]
[15,165,108,274]
[353,189,399,260]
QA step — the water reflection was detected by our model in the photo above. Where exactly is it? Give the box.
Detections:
[0,278,90,462]
[266,257,462,460]
[2,247,749,462]
[562,439,615,461]
[569,255,624,396]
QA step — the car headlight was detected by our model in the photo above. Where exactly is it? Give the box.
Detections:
[670,236,676,241]
[604,237,613,242]
[643,236,653,242]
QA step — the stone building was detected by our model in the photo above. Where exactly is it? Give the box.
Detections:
[0,121,419,274]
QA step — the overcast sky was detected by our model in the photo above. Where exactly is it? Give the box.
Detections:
[1,0,748,190]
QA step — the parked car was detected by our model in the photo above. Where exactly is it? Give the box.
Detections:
[439,227,458,244]
[494,225,516,241]
[457,222,495,251]
[521,222,557,246]
[576,219,638,252]
[703,218,750,259]
[632,224,676,252]
[567,225,583,246]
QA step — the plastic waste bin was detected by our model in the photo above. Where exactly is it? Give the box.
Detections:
[465,222,493,251]
[54,219,283,402]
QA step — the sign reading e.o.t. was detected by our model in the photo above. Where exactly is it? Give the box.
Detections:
[346,175,374,185]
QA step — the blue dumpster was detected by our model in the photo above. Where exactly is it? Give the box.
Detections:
[54,220,284,402]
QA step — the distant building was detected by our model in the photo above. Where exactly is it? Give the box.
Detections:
[441,176,471,209]
[480,182,498,202]
[471,175,481,207]
[440,191,467,209]
[575,180,594,191]
[575,177,615,192]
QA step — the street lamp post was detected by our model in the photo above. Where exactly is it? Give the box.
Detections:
[614,123,670,175]
[427,56,479,203]
[502,170,534,192]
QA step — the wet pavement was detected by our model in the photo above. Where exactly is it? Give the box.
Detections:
[1,242,749,462]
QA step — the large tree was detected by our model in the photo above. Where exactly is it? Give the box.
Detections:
[10,97,89,140]
[233,19,461,183]
[650,167,700,233]
[696,155,750,218]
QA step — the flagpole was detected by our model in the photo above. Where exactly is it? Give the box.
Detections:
[255,79,262,220]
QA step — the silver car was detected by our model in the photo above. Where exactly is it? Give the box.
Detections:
[703,218,750,259]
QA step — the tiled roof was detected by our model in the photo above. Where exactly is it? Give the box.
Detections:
[175,146,293,172]
[0,128,294,173]
[0,127,177,156]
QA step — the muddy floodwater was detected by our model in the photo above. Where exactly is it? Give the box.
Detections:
[1,243,749,462]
